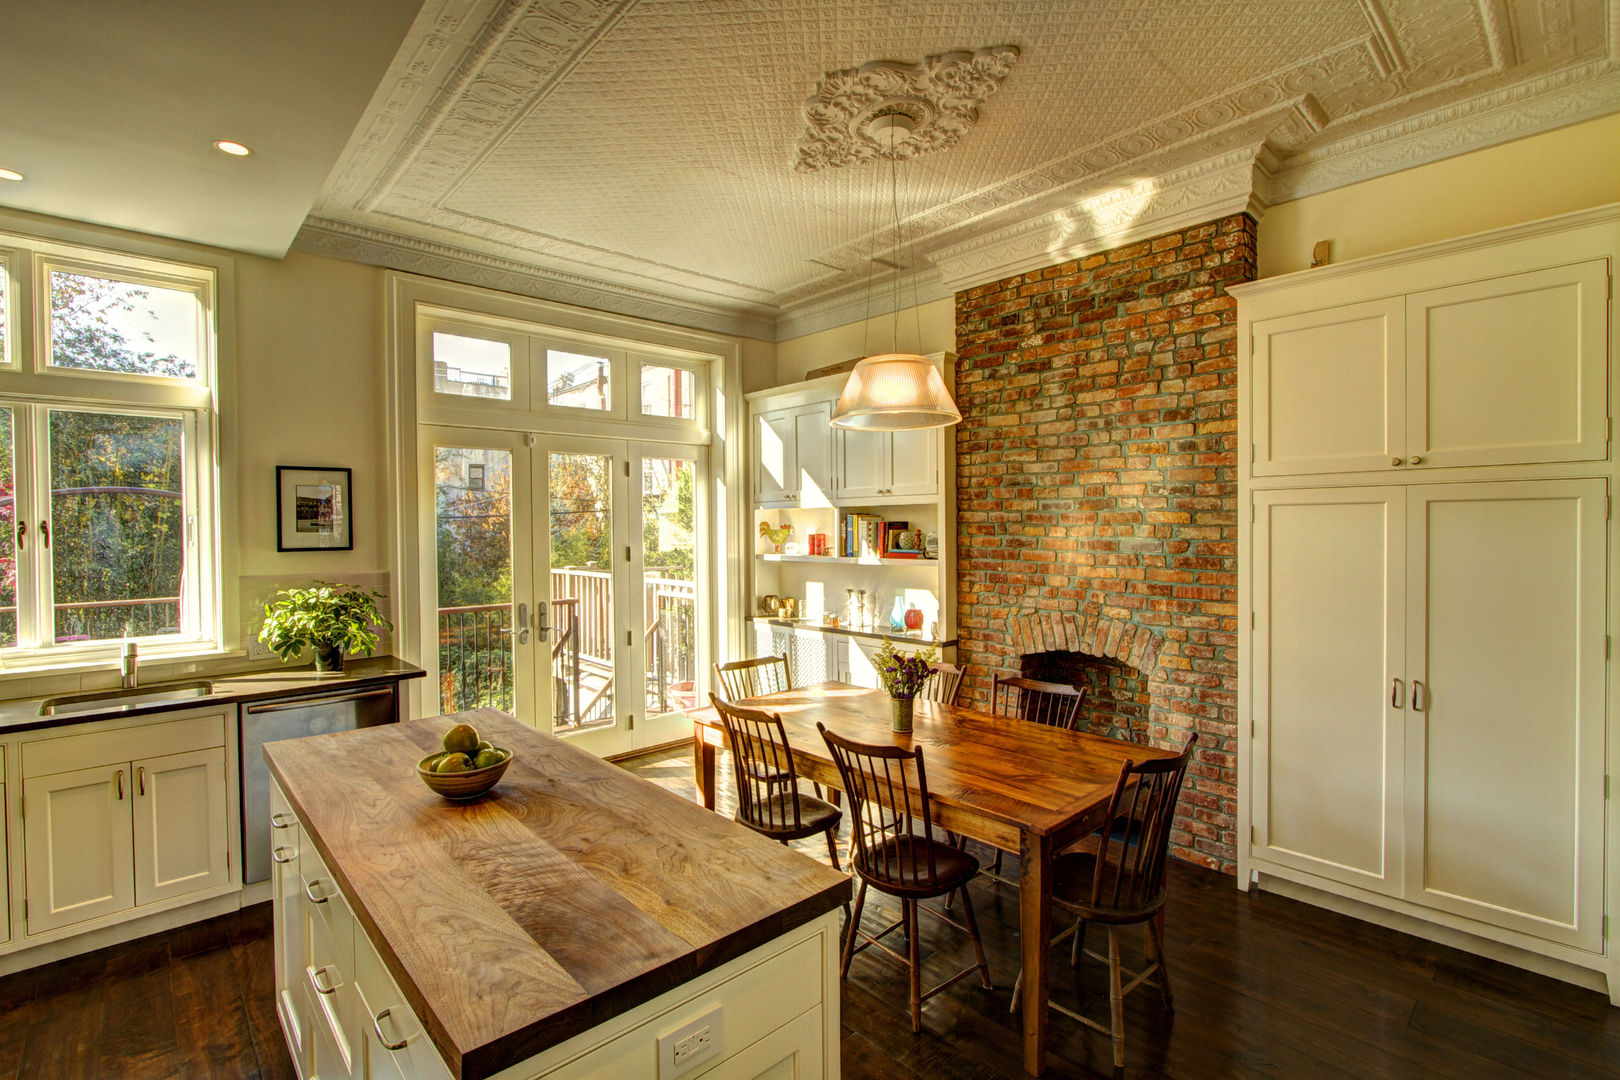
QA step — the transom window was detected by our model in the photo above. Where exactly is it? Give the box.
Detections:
[0,233,220,661]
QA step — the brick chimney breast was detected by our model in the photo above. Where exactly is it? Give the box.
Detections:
[953,214,1256,873]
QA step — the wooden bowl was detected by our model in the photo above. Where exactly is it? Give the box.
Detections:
[417,750,512,800]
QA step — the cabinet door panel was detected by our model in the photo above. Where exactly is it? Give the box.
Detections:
[23,763,134,933]
[1251,489,1405,894]
[886,428,938,497]
[270,783,309,1069]
[1251,299,1404,476]
[1409,261,1608,470]
[835,428,888,500]
[753,409,796,505]
[133,747,229,906]
[792,402,834,506]
[1405,480,1605,950]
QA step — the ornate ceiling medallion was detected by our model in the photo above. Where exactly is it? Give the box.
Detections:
[795,45,1020,172]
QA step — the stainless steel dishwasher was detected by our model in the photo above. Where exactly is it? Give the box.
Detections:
[240,684,398,883]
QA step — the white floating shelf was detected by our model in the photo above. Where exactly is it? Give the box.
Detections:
[756,553,937,565]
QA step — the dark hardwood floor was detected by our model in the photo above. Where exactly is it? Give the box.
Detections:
[3,745,1615,1079]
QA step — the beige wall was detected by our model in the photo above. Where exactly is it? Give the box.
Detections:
[1260,112,1620,278]
[775,299,955,385]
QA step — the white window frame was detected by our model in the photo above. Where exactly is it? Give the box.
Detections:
[0,226,227,669]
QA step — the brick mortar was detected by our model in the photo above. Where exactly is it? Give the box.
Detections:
[953,214,1256,874]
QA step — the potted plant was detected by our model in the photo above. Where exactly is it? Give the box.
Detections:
[259,582,392,672]
[872,639,937,733]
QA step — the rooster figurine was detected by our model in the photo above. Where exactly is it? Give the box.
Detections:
[758,521,793,553]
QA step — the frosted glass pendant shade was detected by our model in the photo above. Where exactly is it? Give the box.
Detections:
[829,353,962,430]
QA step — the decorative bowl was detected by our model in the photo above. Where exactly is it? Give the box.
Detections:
[417,750,512,800]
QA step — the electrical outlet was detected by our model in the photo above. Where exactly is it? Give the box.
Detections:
[246,635,274,661]
[656,1005,722,1079]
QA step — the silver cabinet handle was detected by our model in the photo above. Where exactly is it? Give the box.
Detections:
[303,878,330,905]
[372,1008,410,1051]
[1411,680,1427,711]
[270,812,295,830]
[311,965,340,995]
[1391,678,1404,709]
[271,845,295,864]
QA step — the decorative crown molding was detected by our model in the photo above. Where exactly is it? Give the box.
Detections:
[293,218,779,342]
[795,46,1020,172]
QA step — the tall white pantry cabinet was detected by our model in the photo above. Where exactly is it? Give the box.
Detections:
[1235,205,1620,1002]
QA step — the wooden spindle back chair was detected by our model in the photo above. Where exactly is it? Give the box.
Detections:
[709,694,842,868]
[818,723,992,1032]
[916,662,963,706]
[992,674,1084,730]
[713,655,791,701]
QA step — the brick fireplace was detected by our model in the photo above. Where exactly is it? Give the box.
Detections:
[953,214,1255,872]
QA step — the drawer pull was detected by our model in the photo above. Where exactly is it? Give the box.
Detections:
[372,1008,410,1051]
[303,878,330,905]
[311,965,340,995]
[271,845,295,865]
[270,812,296,830]
[115,769,124,800]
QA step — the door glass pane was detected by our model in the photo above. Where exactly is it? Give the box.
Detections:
[48,270,200,379]
[0,408,14,647]
[0,264,9,367]
[432,332,511,400]
[48,410,185,643]
[434,447,514,713]
[642,458,695,718]
[641,365,694,419]
[546,350,611,411]
[550,452,612,729]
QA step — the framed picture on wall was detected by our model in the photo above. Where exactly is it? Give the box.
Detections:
[276,466,353,551]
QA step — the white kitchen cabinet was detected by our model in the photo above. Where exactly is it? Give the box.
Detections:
[22,762,136,933]
[0,775,8,947]
[133,747,230,906]
[1249,478,1607,948]
[1249,259,1608,478]
[834,425,938,501]
[19,711,230,936]
[271,782,311,1076]
[753,401,833,507]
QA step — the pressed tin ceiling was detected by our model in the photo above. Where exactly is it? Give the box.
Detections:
[298,0,1620,341]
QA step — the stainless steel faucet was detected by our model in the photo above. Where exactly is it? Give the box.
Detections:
[121,641,138,689]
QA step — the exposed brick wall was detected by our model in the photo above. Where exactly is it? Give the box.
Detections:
[953,214,1256,873]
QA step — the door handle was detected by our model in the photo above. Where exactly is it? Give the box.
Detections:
[534,601,549,642]
[15,521,24,550]
[1391,678,1404,709]
[515,602,530,645]
[1411,680,1427,711]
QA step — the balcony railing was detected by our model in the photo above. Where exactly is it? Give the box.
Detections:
[0,596,182,649]
[437,568,697,723]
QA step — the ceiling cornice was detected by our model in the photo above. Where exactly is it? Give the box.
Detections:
[293,217,779,341]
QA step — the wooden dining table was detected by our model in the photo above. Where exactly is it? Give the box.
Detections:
[691,682,1176,1077]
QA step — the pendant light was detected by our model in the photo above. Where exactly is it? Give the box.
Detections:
[830,114,961,431]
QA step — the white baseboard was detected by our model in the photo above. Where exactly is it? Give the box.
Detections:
[0,891,252,977]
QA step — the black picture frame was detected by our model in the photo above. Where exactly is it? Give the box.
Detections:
[276,466,353,551]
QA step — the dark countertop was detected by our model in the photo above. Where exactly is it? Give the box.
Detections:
[0,655,425,734]
[267,710,850,1080]
[750,616,958,648]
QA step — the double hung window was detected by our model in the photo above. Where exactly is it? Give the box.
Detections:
[0,234,220,660]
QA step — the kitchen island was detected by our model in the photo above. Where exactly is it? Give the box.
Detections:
[266,709,850,1080]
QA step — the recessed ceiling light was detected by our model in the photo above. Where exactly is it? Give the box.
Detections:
[0,168,23,182]
[213,140,252,157]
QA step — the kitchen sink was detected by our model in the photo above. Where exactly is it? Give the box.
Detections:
[38,680,217,716]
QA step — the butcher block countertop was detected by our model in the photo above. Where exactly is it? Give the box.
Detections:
[265,709,851,1080]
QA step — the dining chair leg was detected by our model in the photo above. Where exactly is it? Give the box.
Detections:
[841,880,867,979]
[956,883,994,989]
[1152,909,1173,1010]
[1071,918,1088,968]
[823,827,841,871]
[1107,925,1125,1079]
[991,848,1003,876]
[907,898,923,1033]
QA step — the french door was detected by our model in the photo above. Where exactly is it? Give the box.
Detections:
[420,427,702,756]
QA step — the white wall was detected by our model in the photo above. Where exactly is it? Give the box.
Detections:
[775,299,955,385]
[1260,113,1620,277]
